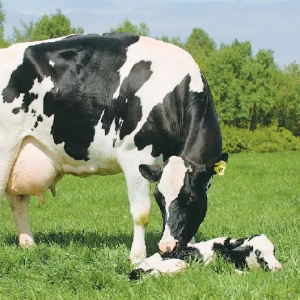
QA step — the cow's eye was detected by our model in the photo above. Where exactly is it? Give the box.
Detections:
[187,194,195,205]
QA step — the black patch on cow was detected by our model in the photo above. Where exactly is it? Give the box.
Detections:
[212,238,253,269]
[2,33,153,161]
[34,114,43,129]
[134,72,221,164]
[101,60,152,140]
[161,246,202,262]
[134,75,191,159]
[12,107,20,114]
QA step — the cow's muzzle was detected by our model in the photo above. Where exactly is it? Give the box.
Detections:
[159,241,177,253]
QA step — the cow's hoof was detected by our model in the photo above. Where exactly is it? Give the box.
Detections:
[129,247,146,265]
[130,255,144,266]
[19,234,35,248]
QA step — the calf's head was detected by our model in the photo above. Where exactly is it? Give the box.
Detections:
[139,154,227,254]
[247,234,282,271]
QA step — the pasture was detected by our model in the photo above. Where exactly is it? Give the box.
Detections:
[0,151,299,299]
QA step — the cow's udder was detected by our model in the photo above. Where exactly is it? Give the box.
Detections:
[6,136,62,201]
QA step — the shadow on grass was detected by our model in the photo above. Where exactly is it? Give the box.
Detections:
[3,229,162,254]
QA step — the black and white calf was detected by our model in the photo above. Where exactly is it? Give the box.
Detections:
[129,234,282,280]
[0,33,225,264]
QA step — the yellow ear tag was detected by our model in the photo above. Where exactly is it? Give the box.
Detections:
[214,160,227,176]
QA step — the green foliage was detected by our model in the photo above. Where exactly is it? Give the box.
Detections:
[183,28,216,73]
[222,126,300,153]
[0,0,4,39]
[275,63,300,136]
[159,35,184,48]
[206,40,278,130]
[0,1,9,48]
[0,152,299,298]
[110,19,150,36]
[11,9,84,43]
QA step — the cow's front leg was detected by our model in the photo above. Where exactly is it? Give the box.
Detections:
[6,193,35,247]
[123,168,152,265]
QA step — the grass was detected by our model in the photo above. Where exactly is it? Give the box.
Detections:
[0,151,299,299]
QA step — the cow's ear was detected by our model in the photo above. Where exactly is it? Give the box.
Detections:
[205,152,229,175]
[139,164,162,182]
[218,152,229,163]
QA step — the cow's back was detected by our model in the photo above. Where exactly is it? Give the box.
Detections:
[1,34,204,174]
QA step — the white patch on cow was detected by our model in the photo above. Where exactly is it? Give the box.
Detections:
[114,37,203,100]
[159,224,174,247]
[62,162,100,175]
[29,76,54,95]
[158,157,186,204]
[157,156,187,245]
[49,59,55,67]
[112,37,204,141]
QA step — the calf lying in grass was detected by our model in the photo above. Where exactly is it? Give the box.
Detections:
[128,234,282,280]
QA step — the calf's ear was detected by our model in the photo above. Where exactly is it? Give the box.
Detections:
[139,164,162,182]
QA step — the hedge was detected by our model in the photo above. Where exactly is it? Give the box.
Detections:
[221,126,300,153]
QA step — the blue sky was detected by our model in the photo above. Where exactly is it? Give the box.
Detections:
[2,0,299,67]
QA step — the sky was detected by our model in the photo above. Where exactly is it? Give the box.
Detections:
[2,0,299,68]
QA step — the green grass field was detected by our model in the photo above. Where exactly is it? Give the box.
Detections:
[0,151,299,299]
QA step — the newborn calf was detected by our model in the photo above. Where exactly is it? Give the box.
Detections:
[128,234,282,280]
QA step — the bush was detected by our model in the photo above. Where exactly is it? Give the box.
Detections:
[221,126,300,153]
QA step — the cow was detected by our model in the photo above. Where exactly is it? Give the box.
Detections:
[0,32,225,264]
[128,234,282,280]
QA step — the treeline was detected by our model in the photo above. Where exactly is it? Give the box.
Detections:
[0,5,299,153]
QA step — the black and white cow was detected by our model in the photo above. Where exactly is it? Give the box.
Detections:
[0,33,225,264]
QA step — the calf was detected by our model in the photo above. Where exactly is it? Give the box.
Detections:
[128,234,282,280]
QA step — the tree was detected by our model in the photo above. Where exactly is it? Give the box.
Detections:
[0,1,9,48]
[241,49,277,130]
[11,9,83,43]
[206,40,252,127]
[110,19,150,36]
[275,62,300,136]
[183,28,216,73]
[206,39,278,130]
[159,35,184,48]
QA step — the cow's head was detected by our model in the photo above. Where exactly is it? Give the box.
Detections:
[139,153,228,254]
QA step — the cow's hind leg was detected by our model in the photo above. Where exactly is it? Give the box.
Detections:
[6,193,35,247]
